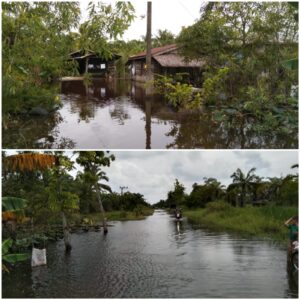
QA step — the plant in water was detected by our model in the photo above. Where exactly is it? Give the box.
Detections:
[2,239,30,273]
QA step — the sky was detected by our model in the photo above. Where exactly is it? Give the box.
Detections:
[103,151,298,204]
[80,0,203,41]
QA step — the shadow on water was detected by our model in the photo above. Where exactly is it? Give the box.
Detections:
[2,210,298,298]
[3,79,297,149]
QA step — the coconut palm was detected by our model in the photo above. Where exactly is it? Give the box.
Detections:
[230,168,259,207]
[76,151,115,235]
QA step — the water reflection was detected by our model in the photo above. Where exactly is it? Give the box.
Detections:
[2,79,298,149]
[2,211,298,298]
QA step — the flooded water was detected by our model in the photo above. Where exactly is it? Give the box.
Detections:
[3,79,297,149]
[2,210,298,298]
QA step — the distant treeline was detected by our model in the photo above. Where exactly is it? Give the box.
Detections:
[153,167,298,209]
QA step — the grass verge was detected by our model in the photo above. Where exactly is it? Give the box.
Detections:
[184,202,298,244]
[83,208,154,222]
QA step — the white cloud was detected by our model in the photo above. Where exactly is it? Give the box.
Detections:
[103,150,298,204]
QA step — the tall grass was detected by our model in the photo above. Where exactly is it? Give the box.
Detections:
[184,201,298,243]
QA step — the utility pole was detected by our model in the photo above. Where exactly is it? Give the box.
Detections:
[120,186,128,195]
[146,1,152,81]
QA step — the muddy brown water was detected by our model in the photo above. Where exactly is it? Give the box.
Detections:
[2,79,297,149]
[2,210,298,298]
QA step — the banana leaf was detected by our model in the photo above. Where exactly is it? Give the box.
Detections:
[3,253,30,264]
[2,239,13,256]
[2,197,27,212]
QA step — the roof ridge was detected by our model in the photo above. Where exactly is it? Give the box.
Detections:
[129,44,178,59]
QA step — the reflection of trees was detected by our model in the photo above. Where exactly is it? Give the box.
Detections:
[164,113,297,149]
[2,112,75,149]
[61,79,128,123]
[109,100,131,125]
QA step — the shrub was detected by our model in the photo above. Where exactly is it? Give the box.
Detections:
[206,200,232,213]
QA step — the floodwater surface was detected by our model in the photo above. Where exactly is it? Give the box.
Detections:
[2,210,298,298]
[3,79,297,149]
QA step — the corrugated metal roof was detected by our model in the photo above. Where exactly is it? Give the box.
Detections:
[129,44,178,60]
[154,54,205,68]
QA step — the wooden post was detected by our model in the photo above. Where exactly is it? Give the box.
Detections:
[146,2,152,81]
[96,186,108,235]
[62,211,72,252]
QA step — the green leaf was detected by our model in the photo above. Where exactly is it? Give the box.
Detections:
[3,253,30,264]
[2,197,27,212]
[2,239,13,256]
[282,58,298,70]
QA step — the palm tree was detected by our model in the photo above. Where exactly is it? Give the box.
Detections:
[230,168,259,207]
[203,177,226,200]
[267,177,283,201]
[77,169,112,234]
[76,152,115,235]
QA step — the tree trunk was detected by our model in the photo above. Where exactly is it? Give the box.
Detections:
[146,2,152,81]
[240,186,245,207]
[95,186,108,235]
[62,211,72,252]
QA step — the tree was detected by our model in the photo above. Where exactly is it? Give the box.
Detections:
[186,178,225,208]
[2,2,135,117]
[46,154,79,252]
[166,179,186,208]
[2,2,81,115]
[77,2,135,59]
[152,29,175,47]
[230,168,259,207]
[76,152,115,234]
[176,2,298,136]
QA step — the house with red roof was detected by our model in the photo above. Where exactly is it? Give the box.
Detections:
[127,44,205,85]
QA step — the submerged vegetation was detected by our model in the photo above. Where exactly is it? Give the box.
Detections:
[2,2,298,148]
[2,2,136,120]
[155,2,298,139]
[2,151,153,262]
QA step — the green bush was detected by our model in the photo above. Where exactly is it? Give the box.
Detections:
[206,200,232,212]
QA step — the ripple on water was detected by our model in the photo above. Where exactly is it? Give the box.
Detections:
[2,212,298,298]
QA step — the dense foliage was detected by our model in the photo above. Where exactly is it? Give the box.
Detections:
[2,2,136,118]
[2,151,151,226]
[159,2,298,138]
[154,166,298,209]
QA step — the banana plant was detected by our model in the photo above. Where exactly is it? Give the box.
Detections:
[2,238,30,273]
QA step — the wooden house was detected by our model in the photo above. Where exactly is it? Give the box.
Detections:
[69,50,120,77]
[127,44,205,85]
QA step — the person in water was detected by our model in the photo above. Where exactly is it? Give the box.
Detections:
[285,215,298,250]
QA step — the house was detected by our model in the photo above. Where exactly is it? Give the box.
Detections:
[69,50,120,77]
[127,44,205,84]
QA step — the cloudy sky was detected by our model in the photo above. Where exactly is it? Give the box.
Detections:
[80,0,203,41]
[101,150,298,204]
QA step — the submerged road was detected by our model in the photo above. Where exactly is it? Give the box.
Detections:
[3,210,298,298]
